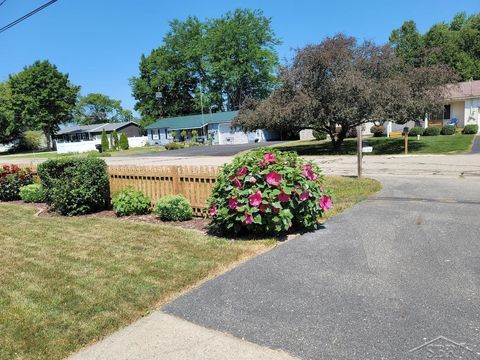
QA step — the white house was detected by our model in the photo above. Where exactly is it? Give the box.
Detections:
[145,111,279,145]
[54,122,147,154]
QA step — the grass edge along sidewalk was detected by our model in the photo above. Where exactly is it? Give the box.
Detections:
[0,176,380,360]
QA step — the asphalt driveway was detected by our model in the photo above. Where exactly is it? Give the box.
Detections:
[164,176,480,360]
[131,141,284,157]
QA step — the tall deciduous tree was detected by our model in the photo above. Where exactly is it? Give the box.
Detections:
[0,82,17,144]
[74,93,132,125]
[130,9,279,126]
[390,12,480,80]
[8,61,80,150]
[234,35,457,150]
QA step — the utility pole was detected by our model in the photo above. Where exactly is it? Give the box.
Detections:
[356,125,363,178]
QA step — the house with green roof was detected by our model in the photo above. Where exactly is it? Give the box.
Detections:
[145,111,279,145]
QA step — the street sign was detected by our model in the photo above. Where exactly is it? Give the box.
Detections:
[362,146,373,153]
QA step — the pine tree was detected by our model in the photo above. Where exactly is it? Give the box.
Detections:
[101,129,110,151]
[111,130,119,150]
[119,132,129,150]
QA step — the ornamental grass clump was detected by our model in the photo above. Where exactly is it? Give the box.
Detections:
[208,149,332,236]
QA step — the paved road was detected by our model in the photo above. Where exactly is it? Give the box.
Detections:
[132,142,284,157]
[164,176,480,360]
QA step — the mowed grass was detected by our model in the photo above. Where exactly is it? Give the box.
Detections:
[0,205,274,360]
[274,133,475,155]
[322,175,382,221]
[0,175,380,360]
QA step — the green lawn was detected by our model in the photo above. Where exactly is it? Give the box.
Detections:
[0,175,380,360]
[273,133,475,155]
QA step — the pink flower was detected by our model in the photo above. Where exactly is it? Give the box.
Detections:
[299,190,310,202]
[249,176,257,184]
[319,195,333,211]
[232,177,242,188]
[236,166,248,177]
[244,213,254,224]
[263,153,276,163]
[302,164,318,181]
[228,197,238,210]
[272,206,280,214]
[265,171,282,186]
[209,206,217,217]
[278,191,290,203]
[259,204,267,213]
[249,191,263,207]
[258,160,267,167]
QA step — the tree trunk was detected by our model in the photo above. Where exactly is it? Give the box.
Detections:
[43,129,52,151]
[330,127,347,152]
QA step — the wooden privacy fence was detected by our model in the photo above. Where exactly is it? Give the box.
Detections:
[109,165,220,216]
[12,164,220,216]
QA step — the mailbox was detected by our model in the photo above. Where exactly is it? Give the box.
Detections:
[403,127,409,135]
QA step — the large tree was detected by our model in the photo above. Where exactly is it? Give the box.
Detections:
[234,34,457,150]
[8,61,80,150]
[130,9,280,126]
[0,82,18,144]
[74,93,133,125]
[390,12,480,80]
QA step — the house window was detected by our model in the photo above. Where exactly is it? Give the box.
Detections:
[443,105,451,120]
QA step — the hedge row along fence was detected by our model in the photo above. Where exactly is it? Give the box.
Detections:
[14,163,220,216]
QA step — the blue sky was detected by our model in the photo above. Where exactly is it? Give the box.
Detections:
[1,0,479,113]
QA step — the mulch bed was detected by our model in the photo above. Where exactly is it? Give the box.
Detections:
[5,200,210,234]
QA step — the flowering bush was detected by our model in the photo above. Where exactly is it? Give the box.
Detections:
[208,149,332,235]
[0,165,33,201]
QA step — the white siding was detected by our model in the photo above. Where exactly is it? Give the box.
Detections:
[464,98,480,131]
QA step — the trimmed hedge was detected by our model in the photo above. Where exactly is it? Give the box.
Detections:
[423,127,441,136]
[441,125,456,135]
[463,124,479,134]
[19,183,45,203]
[154,195,193,221]
[37,158,110,216]
[408,127,425,136]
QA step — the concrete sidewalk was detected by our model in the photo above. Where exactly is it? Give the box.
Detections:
[68,311,297,360]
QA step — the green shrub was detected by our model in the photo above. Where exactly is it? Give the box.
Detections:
[37,158,110,216]
[208,149,333,236]
[423,127,441,136]
[441,125,456,135]
[119,133,129,150]
[19,183,45,203]
[154,195,193,221]
[112,187,151,216]
[312,130,327,140]
[180,130,188,141]
[0,165,33,201]
[370,125,385,137]
[20,130,44,151]
[408,127,425,136]
[463,124,479,134]
[164,142,185,150]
